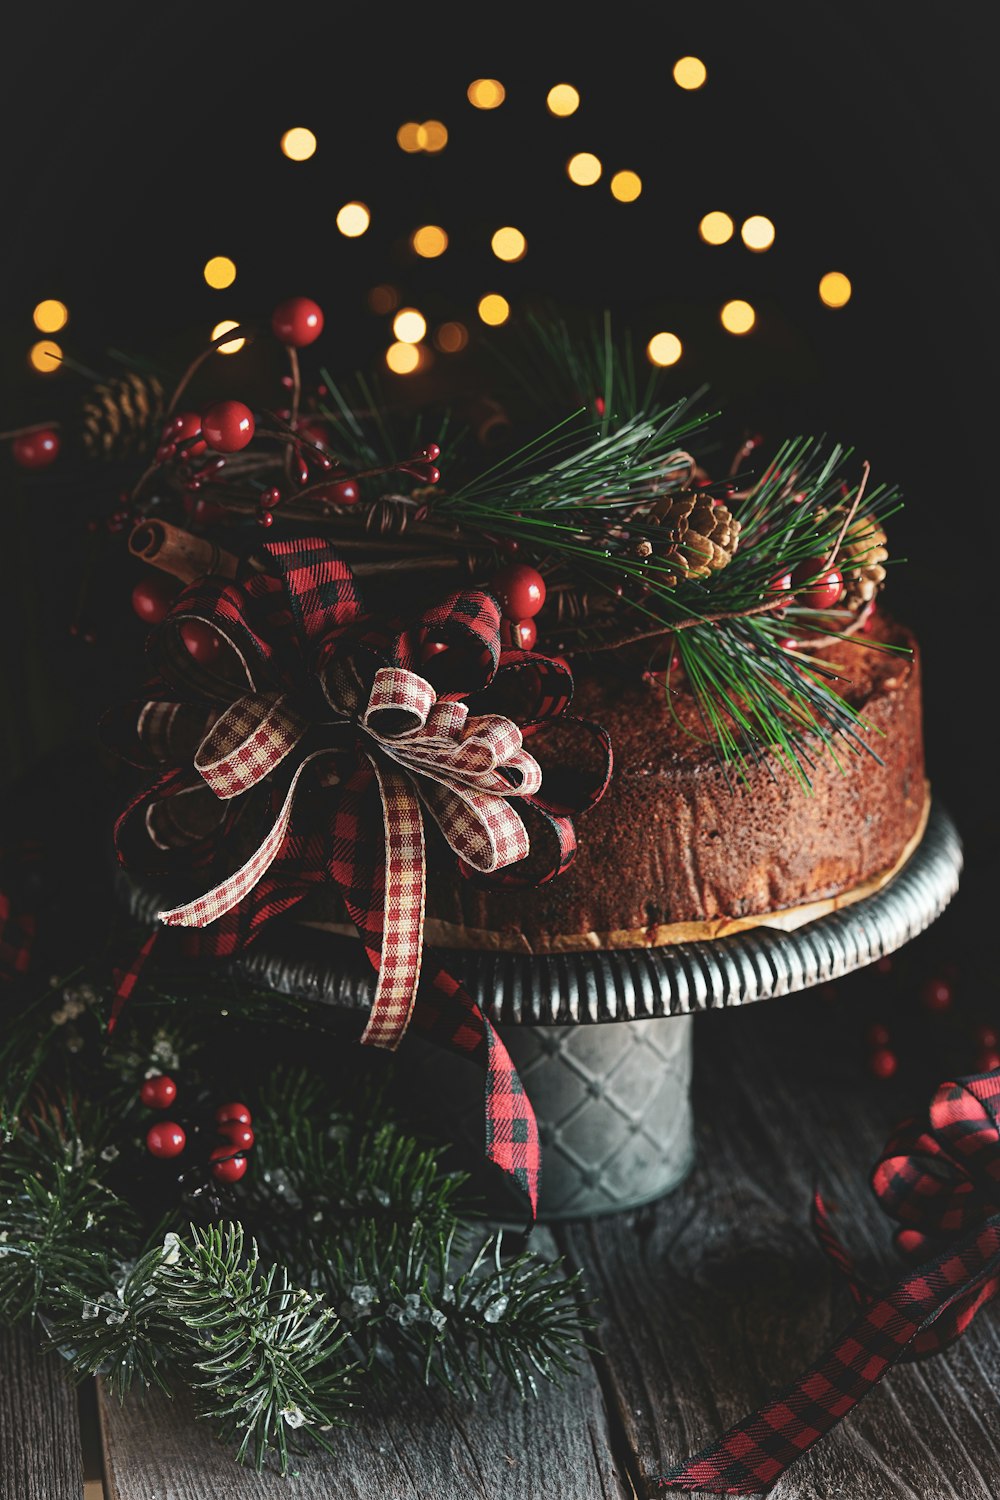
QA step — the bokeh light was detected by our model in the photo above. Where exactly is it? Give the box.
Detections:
[203,256,236,289]
[412,225,449,258]
[32,299,68,332]
[211,320,246,354]
[699,211,734,245]
[741,215,776,251]
[478,294,510,326]
[29,339,62,372]
[673,56,707,90]
[468,78,505,109]
[546,83,580,116]
[280,127,317,161]
[417,120,448,153]
[720,300,756,335]
[386,341,421,375]
[368,284,400,314]
[336,202,371,238]
[491,226,527,262]
[610,170,643,202]
[647,332,683,367]
[819,271,853,308]
[567,152,602,186]
[393,308,427,344]
[435,322,469,353]
[397,122,422,153]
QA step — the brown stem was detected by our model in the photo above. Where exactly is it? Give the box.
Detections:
[166,324,257,417]
[823,460,870,572]
[566,594,792,653]
[284,346,301,484]
[0,421,61,441]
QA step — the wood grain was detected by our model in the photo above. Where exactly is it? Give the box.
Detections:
[0,1324,85,1500]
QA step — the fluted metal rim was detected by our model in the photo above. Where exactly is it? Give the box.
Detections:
[117,800,963,1026]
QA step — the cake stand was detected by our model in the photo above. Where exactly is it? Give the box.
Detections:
[118,799,963,1223]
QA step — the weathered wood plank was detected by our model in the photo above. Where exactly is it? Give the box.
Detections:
[0,1324,85,1500]
[99,1228,628,1500]
[556,969,1000,1499]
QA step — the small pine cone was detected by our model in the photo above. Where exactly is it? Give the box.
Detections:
[839,513,889,610]
[650,492,741,583]
[80,372,166,461]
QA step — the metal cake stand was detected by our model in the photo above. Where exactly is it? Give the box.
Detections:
[119,800,963,1222]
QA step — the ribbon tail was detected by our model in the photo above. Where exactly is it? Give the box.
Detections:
[358,758,426,1050]
[655,1217,1000,1495]
[109,927,163,1034]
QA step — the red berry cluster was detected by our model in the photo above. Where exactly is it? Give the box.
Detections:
[489,562,547,652]
[141,1074,254,1183]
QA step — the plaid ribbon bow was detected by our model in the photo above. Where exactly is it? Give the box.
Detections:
[110,536,612,1219]
[656,1068,1000,1495]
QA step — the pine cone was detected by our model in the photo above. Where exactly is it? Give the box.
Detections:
[80,372,166,461]
[838,512,889,610]
[638,491,741,584]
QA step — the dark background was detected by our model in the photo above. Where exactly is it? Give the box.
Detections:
[1,1,996,943]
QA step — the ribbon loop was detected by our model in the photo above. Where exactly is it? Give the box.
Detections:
[194,691,307,799]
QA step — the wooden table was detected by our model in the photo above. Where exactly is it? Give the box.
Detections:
[5,919,998,1500]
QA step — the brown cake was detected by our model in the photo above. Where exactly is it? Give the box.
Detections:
[415,611,926,952]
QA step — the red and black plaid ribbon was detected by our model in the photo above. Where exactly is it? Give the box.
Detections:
[108,538,612,1220]
[656,1068,1000,1495]
[0,842,40,985]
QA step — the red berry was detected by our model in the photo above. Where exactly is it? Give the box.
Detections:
[420,638,450,660]
[219,1121,255,1150]
[261,486,282,508]
[202,400,255,453]
[975,1024,998,1048]
[257,510,275,528]
[977,1049,1000,1073]
[171,410,207,456]
[791,558,844,610]
[297,420,333,450]
[868,1046,898,1080]
[271,297,324,347]
[896,1228,927,1257]
[921,977,953,1013]
[768,570,792,598]
[140,1074,178,1110]
[215,1101,252,1126]
[501,618,537,651]
[179,619,222,663]
[315,478,360,506]
[875,956,893,974]
[866,1022,890,1047]
[146,1122,186,1158]
[131,575,178,625]
[417,443,441,462]
[12,429,60,468]
[491,563,546,620]
[210,1146,248,1183]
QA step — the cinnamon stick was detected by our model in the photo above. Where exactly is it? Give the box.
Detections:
[128,521,238,584]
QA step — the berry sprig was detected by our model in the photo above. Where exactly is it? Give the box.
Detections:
[139,1073,255,1185]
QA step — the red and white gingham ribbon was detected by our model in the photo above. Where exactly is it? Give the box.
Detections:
[157,665,541,1049]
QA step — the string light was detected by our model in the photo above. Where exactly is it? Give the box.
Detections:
[368,285,400,314]
[610,170,642,203]
[280,127,317,161]
[699,211,734,245]
[647,332,683,367]
[468,78,505,109]
[397,122,422,153]
[203,256,236,289]
[417,120,448,153]
[491,226,527,262]
[32,299,68,332]
[336,202,371,238]
[211,320,246,354]
[435,322,469,353]
[546,83,580,117]
[386,341,421,374]
[720,300,756,335]
[741,215,775,252]
[819,271,853,308]
[478,294,510,326]
[566,152,602,186]
[673,56,707,90]
[393,308,427,344]
[412,225,448,258]
[29,339,62,373]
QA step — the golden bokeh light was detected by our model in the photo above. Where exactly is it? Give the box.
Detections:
[32,299,68,333]
[468,78,505,109]
[203,256,237,289]
[368,284,400,314]
[478,294,510,326]
[699,211,734,245]
[417,120,448,153]
[546,83,580,117]
[610,170,642,203]
[491,226,527,262]
[673,56,707,90]
[397,122,422,153]
[29,339,62,373]
[647,332,683,367]
[211,320,246,354]
[819,271,853,308]
[393,308,428,344]
[336,201,371,238]
[741,215,775,251]
[280,127,317,161]
[412,224,449,258]
[435,321,469,353]
[720,300,756,335]
[385,341,421,375]
[567,152,602,186]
